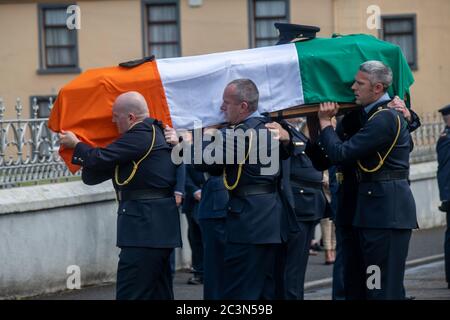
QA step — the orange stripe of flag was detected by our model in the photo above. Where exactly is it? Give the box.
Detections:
[48,61,171,173]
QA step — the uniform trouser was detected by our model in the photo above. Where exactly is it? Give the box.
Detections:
[222,243,278,300]
[332,225,345,300]
[199,217,226,300]
[357,228,412,300]
[116,247,173,300]
[445,211,450,284]
[339,225,367,300]
[283,220,317,300]
[186,213,204,278]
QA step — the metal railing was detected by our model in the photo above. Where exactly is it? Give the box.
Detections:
[410,112,446,164]
[0,96,446,189]
[0,97,80,189]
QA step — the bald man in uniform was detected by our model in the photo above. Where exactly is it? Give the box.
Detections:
[59,91,182,300]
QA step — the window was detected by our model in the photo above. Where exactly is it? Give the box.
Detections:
[249,0,289,48]
[381,15,417,70]
[38,4,80,74]
[142,0,180,59]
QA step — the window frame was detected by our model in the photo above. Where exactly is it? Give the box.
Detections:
[248,0,290,48]
[141,0,181,59]
[379,14,418,71]
[37,3,81,74]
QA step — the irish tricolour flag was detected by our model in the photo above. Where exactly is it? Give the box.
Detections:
[49,34,413,172]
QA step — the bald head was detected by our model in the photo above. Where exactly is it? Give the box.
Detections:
[113,91,149,117]
[112,91,150,134]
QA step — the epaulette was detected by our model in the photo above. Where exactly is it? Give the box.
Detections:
[237,117,265,131]
[369,106,399,123]
[293,141,305,147]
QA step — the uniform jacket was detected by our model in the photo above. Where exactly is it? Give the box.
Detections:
[437,126,450,202]
[306,104,420,227]
[281,124,327,222]
[72,118,182,248]
[195,116,291,244]
[182,164,205,219]
[319,103,417,229]
[197,175,229,220]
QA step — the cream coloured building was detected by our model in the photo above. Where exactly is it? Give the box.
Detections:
[0,0,449,118]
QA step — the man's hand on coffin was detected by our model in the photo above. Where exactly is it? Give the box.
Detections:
[164,125,180,145]
[265,122,290,145]
[318,102,339,130]
[59,130,80,149]
[387,96,411,122]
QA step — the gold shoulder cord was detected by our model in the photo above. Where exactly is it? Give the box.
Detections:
[357,110,401,173]
[114,125,156,186]
[223,130,253,191]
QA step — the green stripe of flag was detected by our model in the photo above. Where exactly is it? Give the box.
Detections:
[295,34,414,106]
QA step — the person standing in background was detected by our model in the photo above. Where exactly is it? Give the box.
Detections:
[437,104,450,289]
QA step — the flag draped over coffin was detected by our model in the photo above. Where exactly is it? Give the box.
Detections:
[48,34,414,173]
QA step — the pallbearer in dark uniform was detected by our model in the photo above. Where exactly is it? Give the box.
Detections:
[320,112,368,299]
[280,120,328,299]
[304,111,369,299]
[316,61,418,299]
[183,164,205,284]
[306,98,420,300]
[197,174,229,299]
[169,79,292,299]
[59,91,181,300]
[219,80,292,299]
[437,104,450,289]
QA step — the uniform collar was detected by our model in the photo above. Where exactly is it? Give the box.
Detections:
[364,92,391,114]
[129,117,155,131]
[244,110,262,120]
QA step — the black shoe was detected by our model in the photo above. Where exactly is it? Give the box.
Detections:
[187,276,203,285]
[447,283,450,289]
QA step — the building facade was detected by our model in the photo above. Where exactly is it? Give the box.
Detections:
[0,0,449,118]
